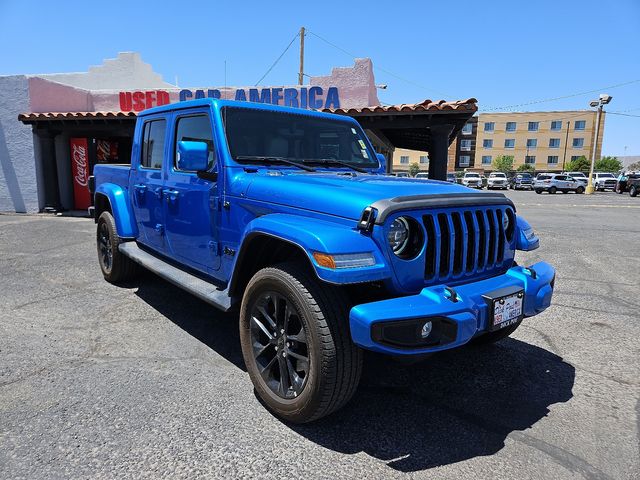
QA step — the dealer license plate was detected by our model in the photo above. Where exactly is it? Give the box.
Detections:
[490,291,524,330]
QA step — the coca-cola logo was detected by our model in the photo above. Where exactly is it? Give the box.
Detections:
[72,143,88,187]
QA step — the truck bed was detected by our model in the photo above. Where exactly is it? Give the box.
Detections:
[93,164,131,189]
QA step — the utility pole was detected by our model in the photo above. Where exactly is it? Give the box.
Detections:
[298,27,305,85]
[562,121,569,171]
[586,94,611,194]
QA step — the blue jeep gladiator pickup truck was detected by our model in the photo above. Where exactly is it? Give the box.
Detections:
[92,98,555,423]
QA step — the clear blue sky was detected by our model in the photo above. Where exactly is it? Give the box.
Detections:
[1,0,638,156]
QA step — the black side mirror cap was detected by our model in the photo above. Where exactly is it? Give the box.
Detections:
[197,171,218,182]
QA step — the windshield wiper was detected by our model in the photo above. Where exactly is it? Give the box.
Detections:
[235,155,316,172]
[302,158,369,173]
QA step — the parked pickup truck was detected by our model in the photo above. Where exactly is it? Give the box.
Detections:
[91,99,555,423]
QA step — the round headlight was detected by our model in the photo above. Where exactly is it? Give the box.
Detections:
[388,217,410,255]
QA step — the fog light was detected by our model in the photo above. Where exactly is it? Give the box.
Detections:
[420,321,432,338]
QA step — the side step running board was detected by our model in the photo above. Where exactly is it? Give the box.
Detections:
[119,242,232,311]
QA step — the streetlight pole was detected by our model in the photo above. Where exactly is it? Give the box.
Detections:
[562,121,569,172]
[586,94,611,194]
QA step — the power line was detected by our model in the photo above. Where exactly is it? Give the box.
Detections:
[608,112,640,118]
[483,79,640,111]
[254,31,300,86]
[306,29,454,99]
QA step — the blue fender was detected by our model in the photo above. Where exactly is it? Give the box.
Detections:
[233,213,391,285]
[515,215,539,251]
[95,183,138,239]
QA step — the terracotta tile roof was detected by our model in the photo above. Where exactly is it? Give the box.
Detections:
[323,98,478,114]
[18,111,137,122]
[18,98,478,123]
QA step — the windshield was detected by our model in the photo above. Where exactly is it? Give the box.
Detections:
[222,107,378,169]
[490,173,505,178]
[465,173,480,178]
[598,173,615,178]
[569,172,586,177]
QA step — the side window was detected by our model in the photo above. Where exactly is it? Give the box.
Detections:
[174,114,216,171]
[141,119,166,169]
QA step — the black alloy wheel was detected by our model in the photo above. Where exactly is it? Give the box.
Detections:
[239,263,362,423]
[98,220,113,273]
[96,211,139,283]
[249,291,309,399]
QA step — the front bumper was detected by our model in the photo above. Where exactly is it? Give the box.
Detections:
[349,262,555,355]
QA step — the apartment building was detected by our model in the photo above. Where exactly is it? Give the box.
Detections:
[474,111,604,172]
[391,148,430,173]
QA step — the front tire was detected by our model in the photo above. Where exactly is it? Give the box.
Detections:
[239,263,362,423]
[549,186,557,194]
[535,189,542,194]
[96,211,139,283]
[630,186,638,197]
[576,186,585,194]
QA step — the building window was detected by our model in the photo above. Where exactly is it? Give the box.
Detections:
[459,155,471,167]
[506,121,516,132]
[526,138,537,149]
[572,138,584,148]
[484,122,495,132]
[481,155,492,165]
[547,155,559,164]
[525,155,536,164]
[574,120,586,130]
[551,120,562,131]
[462,123,473,135]
[504,139,515,149]
[528,121,539,132]
[482,139,493,149]
[571,155,581,161]
[419,155,428,164]
[400,155,409,164]
[460,139,472,151]
[549,138,560,148]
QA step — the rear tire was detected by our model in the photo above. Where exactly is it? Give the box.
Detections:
[96,211,139,283]
[576,186,585,194]
[239,263,362,423]
[535,189,542,194]
[630,186,638,197]
[549,186,557,194]
[470,320,522,345]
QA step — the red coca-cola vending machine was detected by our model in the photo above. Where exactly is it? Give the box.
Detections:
[69,137,91,211]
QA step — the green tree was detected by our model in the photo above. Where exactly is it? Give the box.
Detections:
[492,155,514,172]
[595,156,622,172]
[565,155,590,172]
[516,164,535,173]
[409,162,420,177]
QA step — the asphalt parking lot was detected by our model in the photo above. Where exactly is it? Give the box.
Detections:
[1,190,639,479]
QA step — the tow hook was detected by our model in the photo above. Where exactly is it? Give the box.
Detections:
[444,287,459,303]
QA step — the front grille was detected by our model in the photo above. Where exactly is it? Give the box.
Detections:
[422,207,512,283]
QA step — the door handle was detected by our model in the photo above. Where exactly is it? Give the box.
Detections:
[163,189,179,203]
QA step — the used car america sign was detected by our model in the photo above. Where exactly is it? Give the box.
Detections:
[118,86,341,112]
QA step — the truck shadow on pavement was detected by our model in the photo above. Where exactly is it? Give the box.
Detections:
[132,275,575,473]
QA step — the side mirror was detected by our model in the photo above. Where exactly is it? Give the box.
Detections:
[376,153,387,174]
[177,141,209,172]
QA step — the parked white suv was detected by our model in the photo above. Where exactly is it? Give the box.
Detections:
[592,172,617,191]
[534,174,585,194]
[461,172,483,189]
[565,171,589,187]
[487,172,508,190]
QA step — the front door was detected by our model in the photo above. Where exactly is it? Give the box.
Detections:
[164,112,221,273]
[131,118,167,253]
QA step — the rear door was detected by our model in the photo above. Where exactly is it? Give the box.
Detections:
[164,110,221,273]
[131,117,168,253]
